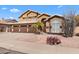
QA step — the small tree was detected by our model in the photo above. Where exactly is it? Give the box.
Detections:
[63,9,76,37]
[32,22,44,33]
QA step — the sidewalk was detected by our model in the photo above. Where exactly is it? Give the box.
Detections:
[0,32,79,53]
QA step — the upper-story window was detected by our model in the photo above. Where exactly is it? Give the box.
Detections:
[22,17,26,19]
[41,18,46,22]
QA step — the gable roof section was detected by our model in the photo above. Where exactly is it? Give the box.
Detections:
[19,10,40,18]
[46,15,65,22]
[37,14,50,18]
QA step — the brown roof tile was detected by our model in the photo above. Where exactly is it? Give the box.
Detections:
[37,14,50,18]
[46,15,65,22]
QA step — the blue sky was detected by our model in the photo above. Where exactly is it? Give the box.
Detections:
[0,5,79,20]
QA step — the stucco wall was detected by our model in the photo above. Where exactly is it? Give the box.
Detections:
[46,21,50,32]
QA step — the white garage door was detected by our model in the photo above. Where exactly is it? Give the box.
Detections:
[51,20,62,33]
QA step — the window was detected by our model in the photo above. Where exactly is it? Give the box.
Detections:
[23,17,26,19]
[41,18,46,22]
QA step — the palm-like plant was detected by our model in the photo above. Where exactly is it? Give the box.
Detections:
[33,22,44,33]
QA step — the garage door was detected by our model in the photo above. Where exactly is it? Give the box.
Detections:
[51,20,62,33]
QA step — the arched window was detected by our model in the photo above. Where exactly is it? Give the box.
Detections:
[41,18,46,22]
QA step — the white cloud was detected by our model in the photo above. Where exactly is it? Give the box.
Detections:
[9,17,14,19]
[57,5,63,8]
[1,7,7,10]
[10,8,20,13]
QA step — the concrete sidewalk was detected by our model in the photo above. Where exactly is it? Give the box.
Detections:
[0,32,79,54]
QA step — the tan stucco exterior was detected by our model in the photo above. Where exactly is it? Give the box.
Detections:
[46,21,50,32]
[0,10,66,33]
[0,10,79,36]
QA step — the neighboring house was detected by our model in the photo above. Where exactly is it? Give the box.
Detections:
[0,19,17,32]
[74,15,79,35]
[5,19,17,23]
[0,23,6,32]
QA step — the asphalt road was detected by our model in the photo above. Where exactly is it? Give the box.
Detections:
[0,47,25,54]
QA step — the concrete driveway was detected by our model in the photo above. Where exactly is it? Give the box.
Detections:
[0,32,79,54]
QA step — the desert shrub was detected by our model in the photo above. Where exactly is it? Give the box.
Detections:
[47,36,61,45]
[75,33,79,36]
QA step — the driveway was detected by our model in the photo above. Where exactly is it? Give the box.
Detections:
[0,32,79,54]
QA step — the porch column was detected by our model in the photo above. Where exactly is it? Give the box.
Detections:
[26,25,29,32]
[18,25,21,32]
[8,26,10,32]
[11,25,14,32]
[6,26,8,32]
